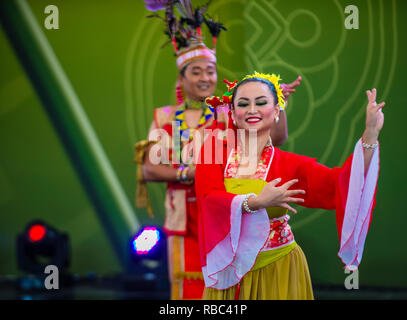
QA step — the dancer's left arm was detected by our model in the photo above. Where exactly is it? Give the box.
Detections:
[362,88,385,175]
[291,88,384,269]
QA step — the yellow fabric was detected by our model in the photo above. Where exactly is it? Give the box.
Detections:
[224,178,287,219]
[134,140,157,218]
[203,246,314,300]
[252,241,298,271]
[175,271,204,280]
[203,178,314,300]
[168,235,204,300]
[167,235,183,300]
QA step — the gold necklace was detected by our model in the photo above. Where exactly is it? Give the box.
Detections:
[185,98,205,110]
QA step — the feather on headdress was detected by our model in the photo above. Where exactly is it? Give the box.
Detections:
[144,0,227,68]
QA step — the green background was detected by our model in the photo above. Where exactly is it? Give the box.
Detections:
[1,0,406,290]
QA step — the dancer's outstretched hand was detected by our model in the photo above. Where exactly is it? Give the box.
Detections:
[365,88,385,138]
[249,178,305,214]
[281,76,302,100]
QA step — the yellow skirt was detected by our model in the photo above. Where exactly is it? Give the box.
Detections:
[203,246,314,300]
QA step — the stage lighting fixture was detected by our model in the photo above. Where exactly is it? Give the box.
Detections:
[127,225,169,291]
[123,226,169,299]
[17,220,71,275]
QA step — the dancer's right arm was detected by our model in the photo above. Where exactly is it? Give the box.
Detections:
[142,146,178,182]
[142,121,195,182]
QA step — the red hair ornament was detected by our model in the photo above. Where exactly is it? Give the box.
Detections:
[205,78,239,149]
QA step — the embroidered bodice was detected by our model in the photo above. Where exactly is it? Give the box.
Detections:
[223,141,295,251]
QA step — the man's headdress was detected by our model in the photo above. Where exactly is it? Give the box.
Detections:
[144,0,226,71]
[145,1,227,105]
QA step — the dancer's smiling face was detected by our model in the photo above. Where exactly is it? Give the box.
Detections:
[179,60,217,101]
[232,80,280,133]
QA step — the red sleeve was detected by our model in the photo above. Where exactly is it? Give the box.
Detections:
[299,154,361,244]
[272,148,377,252]
[195,138,235,267]
[270,149,354,242]
[297,154,351,212]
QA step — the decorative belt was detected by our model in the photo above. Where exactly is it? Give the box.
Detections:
[261,215,294,251]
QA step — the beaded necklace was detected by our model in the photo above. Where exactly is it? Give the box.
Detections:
[174,98,214,142]
[173,99,214,165]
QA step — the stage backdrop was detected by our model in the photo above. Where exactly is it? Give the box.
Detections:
[1,0,406,288]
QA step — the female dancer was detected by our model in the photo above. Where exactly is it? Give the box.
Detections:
[196,72,383,299]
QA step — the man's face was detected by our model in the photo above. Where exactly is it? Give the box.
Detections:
[180,60,217,101]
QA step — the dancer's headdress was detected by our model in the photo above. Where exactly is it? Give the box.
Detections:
[241,72,285,110]
[205,72,286,132]
[144,0,227,104]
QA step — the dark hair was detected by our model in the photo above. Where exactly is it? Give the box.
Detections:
[180,65,187,77]
[231,78,278,108]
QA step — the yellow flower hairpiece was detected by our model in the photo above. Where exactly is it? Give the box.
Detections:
[241,71,286,110]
